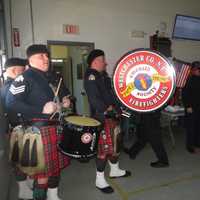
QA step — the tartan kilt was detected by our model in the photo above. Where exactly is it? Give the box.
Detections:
[97,119,121,159]
[31,125,70,179]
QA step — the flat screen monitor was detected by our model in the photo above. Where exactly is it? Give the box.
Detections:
[172,14,200,41]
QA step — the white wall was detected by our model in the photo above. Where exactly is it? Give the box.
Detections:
[4,0,200,73]
[69,46,85,114]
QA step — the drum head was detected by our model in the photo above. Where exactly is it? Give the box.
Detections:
[113,49,176,112]
[64,116,101,127]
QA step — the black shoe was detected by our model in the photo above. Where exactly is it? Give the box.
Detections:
[123,148,130,154]
[129,153,137,160]
[96,186,114,194]
[150,161,169,168]
[109,170,131,178]
[186,146,195,154]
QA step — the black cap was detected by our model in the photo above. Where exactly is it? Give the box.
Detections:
[4,58,27,69]
[26,44,49,58]
[87,49,105,66]
[192,61,200,69]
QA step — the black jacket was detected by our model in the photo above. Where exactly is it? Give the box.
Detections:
[0,97,7,134]
[182,75,200,111]
[0,78,13,129]
[0,78,13,109]
[84,68,119,121]
[6,67,55,121]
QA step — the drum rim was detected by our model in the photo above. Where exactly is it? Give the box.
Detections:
[58,144,96,158]
[64,115,101,127]
[112,48,176,112]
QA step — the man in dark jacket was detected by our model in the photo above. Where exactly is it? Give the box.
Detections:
[182,61,200,153]
[0,58,26,127]
[84,49,131,194]
[0,97,10,200]
[0,58,26,200]
[127,111,169,168]
[6,45,70,200]
[0,93,7,135]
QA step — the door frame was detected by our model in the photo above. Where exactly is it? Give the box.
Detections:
[47,40,94,93]
[47,40,94,114]
[47,40,94,49]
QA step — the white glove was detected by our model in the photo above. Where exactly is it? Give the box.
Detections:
[62,96,71,108]
[186,107,193,113]
[42,101,57,114]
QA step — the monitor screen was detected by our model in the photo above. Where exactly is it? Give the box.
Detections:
[172,14,200,41]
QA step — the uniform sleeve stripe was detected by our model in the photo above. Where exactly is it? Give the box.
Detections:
[9,85,25,95]
[9,88,25,95]
[10,85,25,90]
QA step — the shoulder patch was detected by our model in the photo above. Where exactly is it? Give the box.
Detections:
[88,74,95,80]
[15,75,24,82]
[9,84,25,95]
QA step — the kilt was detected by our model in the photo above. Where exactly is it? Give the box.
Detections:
[97,119,121,159]
[31,125,70,179]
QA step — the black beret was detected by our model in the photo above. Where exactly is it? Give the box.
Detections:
[192,61,200,69]
[87,49,105,66]
[4,58,27,69]
[26,44,49,58]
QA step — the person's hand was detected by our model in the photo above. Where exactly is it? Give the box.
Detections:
[187,107,193,113]
[42,101,57,114]
[56,102,62,113]
[107,105,113,111]
[62,96,71,108]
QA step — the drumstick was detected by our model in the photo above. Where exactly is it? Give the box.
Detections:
[50,78,62,120]
[54,78,62,97]
[50,111,57,120]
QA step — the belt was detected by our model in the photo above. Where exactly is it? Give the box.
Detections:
[30,120,59,127]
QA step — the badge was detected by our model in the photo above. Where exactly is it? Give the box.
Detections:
[88,74,95,80]
[113,49,176,112]
[81,133,92,144]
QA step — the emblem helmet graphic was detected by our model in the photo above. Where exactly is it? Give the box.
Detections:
[113,49,176,112]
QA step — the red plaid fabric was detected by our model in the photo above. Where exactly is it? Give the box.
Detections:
[97,119,119,159]
[31,126,70,179]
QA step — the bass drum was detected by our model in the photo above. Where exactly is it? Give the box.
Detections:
[113,48,176,112]
[59,116,101,159]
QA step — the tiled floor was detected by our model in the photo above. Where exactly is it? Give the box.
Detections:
[1,126,200,200]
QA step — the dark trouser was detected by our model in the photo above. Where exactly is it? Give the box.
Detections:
[96,156,119,172]
[0,134,11,200]
[185,110,200,150]
[129,112,169,163]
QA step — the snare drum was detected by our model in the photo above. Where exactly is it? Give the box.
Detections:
[59,116,101,158]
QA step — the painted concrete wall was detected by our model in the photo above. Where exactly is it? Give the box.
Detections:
[3,0,200,74]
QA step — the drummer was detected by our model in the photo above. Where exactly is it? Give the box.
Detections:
[84,49,131,194]
[6,44,70,200]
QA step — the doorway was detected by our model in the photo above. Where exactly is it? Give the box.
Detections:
[47,41,94,116]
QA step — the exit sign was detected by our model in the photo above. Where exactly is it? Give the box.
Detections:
[63,24,79,34]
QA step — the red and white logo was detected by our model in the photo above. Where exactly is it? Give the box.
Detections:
[81,133,92,144]
[113,49,176,112]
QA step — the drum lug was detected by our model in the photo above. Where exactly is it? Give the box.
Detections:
[90,132,96,151]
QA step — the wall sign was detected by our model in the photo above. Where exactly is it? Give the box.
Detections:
[13,28,20,47]
[63,24,79,35]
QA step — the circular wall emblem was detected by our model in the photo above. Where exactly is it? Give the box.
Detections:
[113,49,176,112]
[81,133,92,144]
